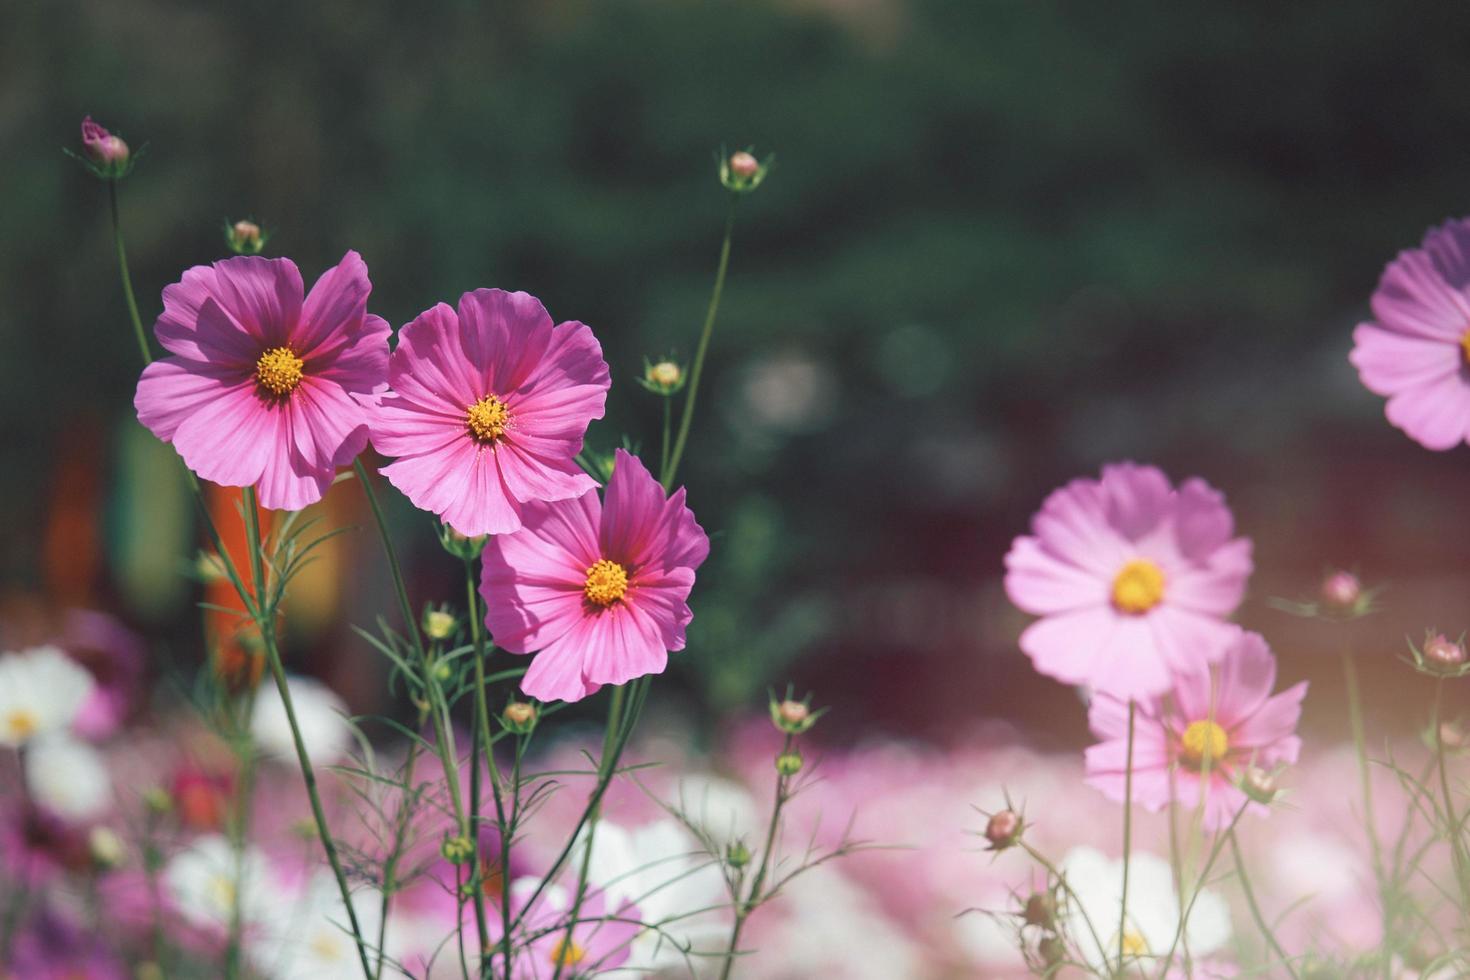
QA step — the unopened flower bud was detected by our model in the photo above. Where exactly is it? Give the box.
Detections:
[725,839,752,869]
[1022,891,1055,929]
[423,608,456,641]
[640,358,685,395]
[142,787,172,815]
[432,660,452,683]
[502,701,537,734]
[1241,766,1279,804]
[778,700,808,726]
[438,523,487,560]
[1038,935,1065,967]
[1424,633,1467,672]
[775,750,803,776]
[89,826,125,870]
[1320,570,1362,611]
[769,693,820,734]
[984,809,1023,851]
[720,148,770,193]
[729,152,759,179]
[441,834,475,865]
[226,219,266,256]
[80,116,130,174]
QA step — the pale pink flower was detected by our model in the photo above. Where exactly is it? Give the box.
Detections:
[134,252,389,510]
[481,450,708,703]
[1084,630,1306,831]
[1004,463,1253,700]
[1350,218,1470,450]
[370,288,609,536]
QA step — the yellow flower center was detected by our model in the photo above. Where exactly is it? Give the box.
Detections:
[1180,719,1229,769]
[1461,329,1470,365]
[3,709,38,742]
[583,559,629,607]
[1111,559,1165,615]
[466,395,511,443]
[550,938,586,967]
[207,874,237,913]
[1121,930,1149,958]
[255,346,304,397]
[309,929,346,961]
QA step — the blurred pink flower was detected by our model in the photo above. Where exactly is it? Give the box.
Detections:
[134,252,390,510]
[6,908,127,979]
[505,878,640,979]
[1004,462,1253,700]
[371,288,609,536]
[1350,218,1470,451]
[80,115,129,169]
[481,450,708,703]
[61,610,145,740]
[1084,630,1306,830]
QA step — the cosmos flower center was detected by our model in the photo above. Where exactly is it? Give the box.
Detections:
[584,559,629,607]
[3,709,38,742]
[1461,329,1470,365]
[466,395,511,443]
[255,346,304,397]
[1111,559,1165,615]
[207,873,237,912]
[309,929,346,961]
[550,938,586,967]
[1180,719,1229,769]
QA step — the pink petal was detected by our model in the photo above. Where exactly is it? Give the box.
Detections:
[297,250,371,356]
[456,289,555,394]
[520,614,601,703]
[154,265,222,359]
[1164,540,1252,617]
[1146,608,1238,678]
[255,441,334,511]
[388,303,482,411]
[1099,462,1172,541]
[579,603,668,689]
[1004,535,1108,615]
[1372,245,1470,341]
[134,357,244,441]
[1209,631,1277,728]
[195,298,266,369]
[311,314,392,395]
[1350,323,1460,397]
[626,567,697,651]
[1030,479,1128,578]
[496,439,597,505]
[289,377,371,470]
[170,385,280,489]
[1231,681,1307,752]
[381,439,522,537]
[508,318,611,415]
[599,451,671,566]
[1021,606,1173,698]
[1384,372,1470,450]
[1172,477,1237,562]
[210,256,304,347]
[369,395,466,459]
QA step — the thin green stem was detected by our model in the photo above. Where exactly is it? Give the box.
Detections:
[1118,699,1136,973]
[1156,802,1248,979]
[107,180,152,365]
[374,714,426,980]
[1341,646,1390,972]
[660,397,672,481]
[1020,842,1107,969]
[717,732,793,980]
[1431,678,1470,936]
[1228,831,1299,979]
[663,195,738,491]
[465,560,507,979]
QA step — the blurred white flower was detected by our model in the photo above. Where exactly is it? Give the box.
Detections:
[251,675,351,763]
[249,871,381,980]
[165,834,270,931]
[671,775,758,846]
[0,646,95,747]
[24,733,112,822]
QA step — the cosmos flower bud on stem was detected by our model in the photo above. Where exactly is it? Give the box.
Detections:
[225,219,266,256]
[441,834,475,865]
[1320,569,1362,612]
[438,522,487,561]
[79,116,131,177]
[984,809,1023,851]
[725,839,752,869]
[1240,765,1280,804]
[1423,633,1467,671]
[1022,891,1056,930]
[775,749,803,776]
[1037,935,1065,968]
[639,357,687,395]
[502,701,537,734]
[769,689,822,734]
[422,606,456,641]
[720,148,770,193]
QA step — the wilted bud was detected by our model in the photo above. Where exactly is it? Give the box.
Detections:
[438,522,487,560]
[720,148,770,193]
[502,701,537,734]
[1022,891,1055,930]
[984,809,1023,851]
[80,116,131,176]
[725,839,752,869]
[225,219,266,256]
[1422,632,1468,673]
[1320,570,1362,611]
[1240,766,1279,804]
[441,834,475,865]
[775,750,803,776]
[423,607,456,641]
[89,826,125,870]
[639,358,686,396]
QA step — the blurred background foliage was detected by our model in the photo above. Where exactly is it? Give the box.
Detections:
[6,0,1470,747]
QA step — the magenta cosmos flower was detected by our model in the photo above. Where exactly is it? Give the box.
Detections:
[134,252,389,510]
[1084,629,1305,831]
[370,289,610,536]
[1004,463,1252,700]
[1350,218,1470,451]
[481,450,709,703]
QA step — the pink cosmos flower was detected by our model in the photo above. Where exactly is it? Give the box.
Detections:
[370,288,610,536]
[1350,218,1470,451]
[481,450,709,703]
[503,878,641,979]
[134,252,389,510]
[1004,463,1253,700]
[1084,630,1306,831]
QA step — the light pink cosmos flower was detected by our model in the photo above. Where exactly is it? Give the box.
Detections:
[481,450,709,703]
[370,288,610,536]
[1351,218,1470,451]
[1004,462,1253,700]
[134,252,389,510]
[1084,629,1306,831]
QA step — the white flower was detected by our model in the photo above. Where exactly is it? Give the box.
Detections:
[251,675,351,763]
[24,733,112,822]
[248,871,381,980]
[0,646,94,747]
[165,834,271,931]
[1061,847,1231,974]
[670,775,758,846]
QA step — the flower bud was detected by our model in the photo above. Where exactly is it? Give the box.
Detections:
[89,826,125,870]
[441,834,475,865]
[775,750,803,776]
[438,522,487,560]
[720,148,770,193]
[1425,633,1468,670]
[502,701,537,734]
[1320,570,1362,611]
[984,809,1023,851]
[1022,891,1055,930]
[423,607,456,641]
[1240,766,1279,804]
[769,693,820,734]
[225,219,266,256]
[80,116,130,175]
[725,839,752,869]
[1038,935,1065,968]
[432,660,452,684]
[639,358,686,396]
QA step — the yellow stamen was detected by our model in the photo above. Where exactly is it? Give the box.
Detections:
[550,938,586,967]
[1461,329,1470,365]
[207,874,237,912]
[1180,719,1229,769]
[583,559,629,607]
[3,709,38,742]
[255,346,304,397]
[1111,559,1165,615]
[466,395,511,443]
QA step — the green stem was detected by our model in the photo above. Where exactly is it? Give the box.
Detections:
[1341,646,1390,971]
[660,397,672,482]
[243,487,374,979]
[717,733,793,980]
[1431,679,1470,931]
[374,714,426,980]
[107,180,152,365]
[223,726,258,979]
[465,560,508,979]
[1118,699,1136,973]
[663,194,738,491]
[1228,832,1298,979]
[1020,842,1107,968]
[1156,802,1248,979]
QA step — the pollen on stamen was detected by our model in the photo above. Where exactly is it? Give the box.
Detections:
[466,395,511,443]
[255,346,305,397]
[583,559,629,607]
[550,938,586,967]
[1179,719,1229,770]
